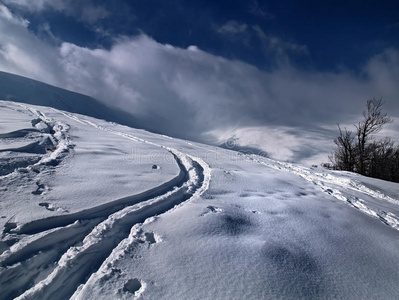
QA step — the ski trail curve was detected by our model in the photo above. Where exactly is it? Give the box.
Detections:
[0,107,211,300]
[5,152,186,236]
[0,104,73,181]
[249,155,399,232]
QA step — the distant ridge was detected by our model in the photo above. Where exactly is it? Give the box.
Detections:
[0,71,139,128]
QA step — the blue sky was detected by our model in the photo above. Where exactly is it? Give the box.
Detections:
[13,0,399,71]
[0,0,398,163]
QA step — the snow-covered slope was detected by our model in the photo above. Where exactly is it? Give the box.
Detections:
[0,71,140,129]
[0,71,340,165]
[1,100,399,299]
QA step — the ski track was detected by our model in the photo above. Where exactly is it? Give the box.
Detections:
[0,107,211,300]
[249,155,399,231]
[0,104,73,181]
[3,103,397,298]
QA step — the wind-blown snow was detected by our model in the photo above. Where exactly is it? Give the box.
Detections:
[1,100,399,299]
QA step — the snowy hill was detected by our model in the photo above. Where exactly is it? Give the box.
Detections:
[0,71,140,129]
[1,100,399,299]
[0,71,338,166]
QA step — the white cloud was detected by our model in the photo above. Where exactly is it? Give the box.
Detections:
[187,45,199,52]
[37,22,61,44]
[4,0,109,23]
[216,21,308,63]
[2,0,49,12]
[0,5,398,163]
[363,48,399,109]
[0,43,43,76]
[0,4,28,26]
[253,25,308,60]
[249,0,274,20]
[205,125,336,164]
[0,6,61,84]
[206,126,302,161]
[217,21,248,35]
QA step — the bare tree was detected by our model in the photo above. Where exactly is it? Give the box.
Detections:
[354,98,393,175]
[331,97,399,182]
[332,124,356,171]
[369,138,399,182]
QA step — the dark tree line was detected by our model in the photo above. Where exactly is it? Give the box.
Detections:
[331,98,399,183]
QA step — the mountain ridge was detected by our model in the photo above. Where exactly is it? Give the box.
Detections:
[0,71,140,129]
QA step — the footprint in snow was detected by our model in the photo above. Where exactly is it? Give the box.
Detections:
[38,202,69,213]
[32,181,46,195]
[133,229,162,246]
[200,205,223,216]
[144,232,157,244]
[38,202,55,211]
[123,278,145,296]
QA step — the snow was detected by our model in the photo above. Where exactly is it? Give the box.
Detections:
[0,71,140,130]
[1,99,399,299]
[205,125,336,166]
